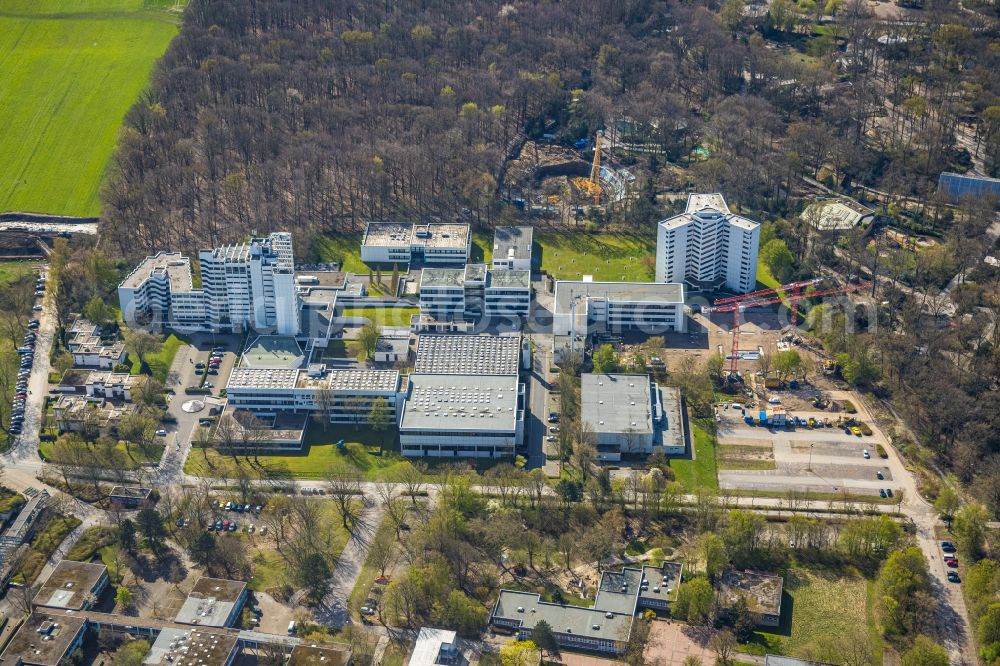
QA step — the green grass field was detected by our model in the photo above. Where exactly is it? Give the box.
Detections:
[746,567,882,661]
[0,261,37,287]
[338,307,419,328]
[40,440,164,468]
[669,422,719,491]
[312,234,371,273]
[129,332,184,382]
[0,0,185,216]
[535,232,656,281]
[185,425,418,480]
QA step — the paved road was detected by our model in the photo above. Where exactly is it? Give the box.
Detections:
[9,268,56,471]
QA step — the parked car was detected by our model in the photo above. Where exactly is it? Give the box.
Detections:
[862,449,870,459]
[228,522,237,531]
[545,436,556,442]
[945,557,958,568]
[947,571,961,583]
[215,519,223,530]
[32,305,42,311]
[549,427,559,433]
[941,541,956,553]
[222,520,230,530]
[156,429,167,436]
[886,488,893,498]
[876,471,884,480]
[879,489,887,498]
[852,427,863,436]
[195,362,205,370]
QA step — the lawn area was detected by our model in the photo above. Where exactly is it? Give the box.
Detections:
[0,0,185,216]
[0,261,37,287]
[40,439,164,467]
[535,231,655,282]
[129,332,185,382]
[15,513,82,584]
[185,425,418,480]
[669,422,719,491]
[338,307,419,328]
[312,234,370,273]
[746,567,882,661]
[756,255,781,291]
[471,230,493,263]
[250,508,352,592]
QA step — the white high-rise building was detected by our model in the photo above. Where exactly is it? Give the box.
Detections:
[656,193,760,294]
[199,232,298,335]
[119,232,300,335]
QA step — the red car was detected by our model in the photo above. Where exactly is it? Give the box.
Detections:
[946,558,959,568]
[222,520,230,530]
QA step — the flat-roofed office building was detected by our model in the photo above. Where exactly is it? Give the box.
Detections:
[399,374,524,458]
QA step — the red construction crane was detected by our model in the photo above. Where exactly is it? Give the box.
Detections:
[704,279,870,377]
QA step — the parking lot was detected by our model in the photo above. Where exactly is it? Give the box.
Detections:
[717,405,896,498]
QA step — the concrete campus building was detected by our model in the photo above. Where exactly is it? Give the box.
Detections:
[31,561,109,612]
[399,334,526,458]
[119,232,301,336]
[656,193,760,294]
[491,563,683,655]
[581,374,686,461]
[491,226,533,271]
[360,222,471,265]
[225,333,526,458]
[418,265,531,321]
[174,577,249,628]
[552,280,686,360]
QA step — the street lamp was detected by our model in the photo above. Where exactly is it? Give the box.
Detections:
[807,442,814,472]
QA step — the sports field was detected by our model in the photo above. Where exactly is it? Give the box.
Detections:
[0,0,185,216]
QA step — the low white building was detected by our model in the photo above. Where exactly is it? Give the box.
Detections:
[409,627,465,666]
[399,374,525,458]
[582,373,659,461]
[361,222,471,265]
[492,226,533,271]
[66,320,127,369]
[414,334,521,376]
[552,279,686,345]
[374,329,410,364]
[85,371,142,400]
[225,366,402,426]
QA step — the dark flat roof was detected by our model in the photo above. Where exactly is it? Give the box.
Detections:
[33,561,108,610]
[1,613,86,666]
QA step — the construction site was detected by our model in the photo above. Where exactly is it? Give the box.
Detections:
[502,131,642,223]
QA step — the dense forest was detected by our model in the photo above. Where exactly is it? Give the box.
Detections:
[101,0,1000,259]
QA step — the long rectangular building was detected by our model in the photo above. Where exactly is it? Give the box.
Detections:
[361,222,471,265]
[414,334,521,375]
[491,563,682,655]
[399,374,524,458]
[552,280,686,338]
[226,367,401,426]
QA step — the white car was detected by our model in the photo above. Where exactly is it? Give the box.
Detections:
[768,397,781,404]
[862,449,870,459]
[156,429,167,436]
